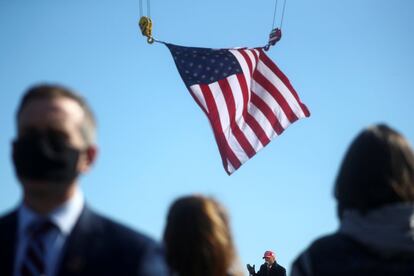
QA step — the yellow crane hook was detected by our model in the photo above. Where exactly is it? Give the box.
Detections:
[139,16,154,44]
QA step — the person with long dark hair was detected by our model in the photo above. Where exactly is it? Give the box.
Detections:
[163,195,243,276]
[291,124,414,276]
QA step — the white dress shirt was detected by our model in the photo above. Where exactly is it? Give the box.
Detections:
[14,189,84,276]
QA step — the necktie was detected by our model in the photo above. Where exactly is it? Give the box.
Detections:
[20,220,55,276]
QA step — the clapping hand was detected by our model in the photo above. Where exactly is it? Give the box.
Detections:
[246,264,256,275]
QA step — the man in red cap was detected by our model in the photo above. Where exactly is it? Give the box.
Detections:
[247,250,286,276]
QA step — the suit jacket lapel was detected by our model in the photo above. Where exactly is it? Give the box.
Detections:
[0,210,18,276]
[57,206,100,276]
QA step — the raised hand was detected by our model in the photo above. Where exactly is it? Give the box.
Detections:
[246,264,256,275]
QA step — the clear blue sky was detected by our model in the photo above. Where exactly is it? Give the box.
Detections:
[1,0,414,273]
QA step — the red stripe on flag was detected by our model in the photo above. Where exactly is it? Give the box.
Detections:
[199,84,242,171]
[218,78,255,158]
[251,49,260,65]
[238,50,253,76]
[250,92,284,135]
[259,50,311,117]
[245,112,271,147]
[236,73,270,147]
[236,72,250,118]
[253,70,299,123]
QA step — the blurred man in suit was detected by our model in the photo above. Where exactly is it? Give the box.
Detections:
[0,84,168,276]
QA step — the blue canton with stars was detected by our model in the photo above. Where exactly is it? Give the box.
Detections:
[167,43,243,87]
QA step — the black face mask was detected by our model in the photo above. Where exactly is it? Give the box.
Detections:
[12,130,81,184]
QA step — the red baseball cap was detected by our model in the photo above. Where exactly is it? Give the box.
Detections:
[263,250,275,259]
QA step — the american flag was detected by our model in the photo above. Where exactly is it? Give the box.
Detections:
[167,43,310,175]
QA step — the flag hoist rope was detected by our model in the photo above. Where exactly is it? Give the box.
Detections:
[274,0,287,30]
[138,0,287,50]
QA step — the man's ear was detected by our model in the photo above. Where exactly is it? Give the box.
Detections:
[78,145,98,173]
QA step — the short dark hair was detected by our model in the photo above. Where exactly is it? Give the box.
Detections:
[163,195,236,276]
[334,124,414,218]
[17,84,96,146]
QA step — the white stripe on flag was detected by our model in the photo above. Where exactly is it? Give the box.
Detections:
[208,82,250,164]
[245,50,257,70]
[190,84,209,114]
[252,49,261,59]
[247,104,278,142]
[257,60,307,119]
[227,74,263,152]
[229,50,252,91]
[227,159,236,174]
[251,79,291,129]
[226,74,245,122]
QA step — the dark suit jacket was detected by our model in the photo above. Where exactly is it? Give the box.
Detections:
[257,262,287,276]
[0,206,168,276]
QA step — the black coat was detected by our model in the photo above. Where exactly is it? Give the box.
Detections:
[0,206,169,276]
[291,232,414,276]
[257,262,287,276]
